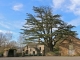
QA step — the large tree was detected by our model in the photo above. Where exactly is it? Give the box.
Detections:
[21,6,77,51]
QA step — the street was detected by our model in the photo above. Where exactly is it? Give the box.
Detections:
[0,56,80,60]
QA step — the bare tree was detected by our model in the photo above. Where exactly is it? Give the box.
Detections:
[0,31,12,47]
[5,31,12,45]
[7,40,17,48]
[0,32,6,47]
[18,34,25,48]
[17,34,26,53]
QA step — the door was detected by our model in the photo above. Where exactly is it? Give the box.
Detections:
[8,49,14,57]
[33,51,35,55]
[68,44,74,56]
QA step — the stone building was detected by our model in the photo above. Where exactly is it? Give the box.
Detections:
[59,36,80,56]
[3,48,17,57]
[23,43,46,56]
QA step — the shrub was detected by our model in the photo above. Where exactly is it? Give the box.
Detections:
[0,52,3,57]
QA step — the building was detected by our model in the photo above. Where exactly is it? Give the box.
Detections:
[23,43,46,56]
[3,48,17,57]
[59,36,80,56]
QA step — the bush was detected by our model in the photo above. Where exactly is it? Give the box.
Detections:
[45,48,60,56]
[45,51,55,56]
[0,52,3,57]
[53,48,60,56]
[16,53,22,57]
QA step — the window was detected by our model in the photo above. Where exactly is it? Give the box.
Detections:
[69,44,73,50]
[39,47,41,51]
[33,51,35,55]
[26,50,28,54]
[23,49,24,51]
[68,44,74,56]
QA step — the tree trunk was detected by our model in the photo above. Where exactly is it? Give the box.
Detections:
[49,43,53,51]
[49,37,53,51]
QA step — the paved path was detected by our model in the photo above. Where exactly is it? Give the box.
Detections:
[0,56,80,60]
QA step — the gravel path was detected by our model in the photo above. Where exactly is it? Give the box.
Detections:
[0,56,80,60]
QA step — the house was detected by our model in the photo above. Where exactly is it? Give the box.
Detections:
[59,36,80,56]
[23,43,47,56]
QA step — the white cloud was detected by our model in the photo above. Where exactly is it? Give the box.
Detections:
[68,18,80,26]
[52,0,65,8]
[0,22,10,29]
[0,30,13,34]
[0,19,25,30]
[52,0,80,15]
[12,3,23,11]
[67,0,80,15]
[11,20,25,29]
[0,13,24,29]
[52,0,80,26]
[0,30,18,40]
[0,14,11,29]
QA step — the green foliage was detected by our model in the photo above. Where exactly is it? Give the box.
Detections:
[21,6,77,51]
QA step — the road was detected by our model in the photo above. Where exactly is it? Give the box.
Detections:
[0,56,80,60]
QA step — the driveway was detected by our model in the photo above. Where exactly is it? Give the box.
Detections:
[0,56,80,60]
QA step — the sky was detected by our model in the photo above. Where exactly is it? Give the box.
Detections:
[0,0,80,41]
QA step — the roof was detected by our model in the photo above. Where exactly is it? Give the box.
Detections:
[4,48,17,51]
[59,36,80,46]
[25,42,44,48]
[27,43,37,46]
